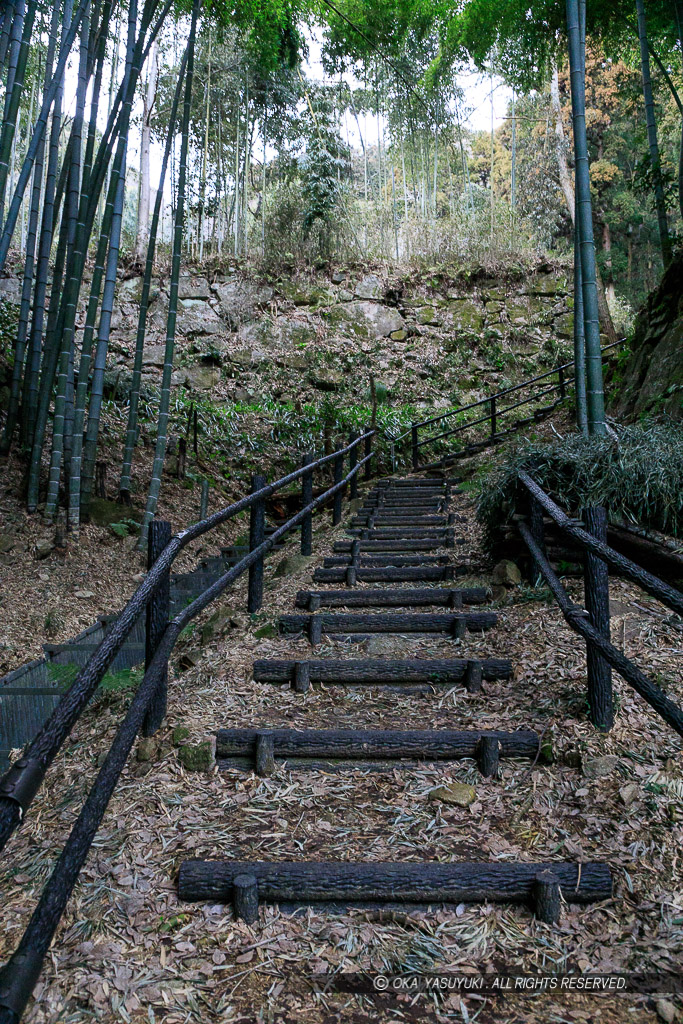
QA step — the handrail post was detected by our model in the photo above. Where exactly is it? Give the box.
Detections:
[199,478,209,520]
[333,446,344,525]
[301,453,313,556]
[490,396,497,438]
[364,426,372,480]
[247,474,267,613]
[142,519,171,737]
[583,505,613,731]
[411,422,419,471]
[349,432,359,501]
[558,364,566,400]
[529,495,546,584]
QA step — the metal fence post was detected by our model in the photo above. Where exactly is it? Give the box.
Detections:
[247,474,267,613]
[301,453,313,556]
[142,519,171,737]
[411,423,419,471]
[349,432,359,501]
[364,426,373,480]
[490,396,497,438]
[333,446,343,525]
[583,505,613,731]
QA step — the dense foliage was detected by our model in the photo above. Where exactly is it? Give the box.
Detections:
[0,0,681,528]
[476,422,683,554]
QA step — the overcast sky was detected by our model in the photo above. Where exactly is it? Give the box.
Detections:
[62,19,512,197]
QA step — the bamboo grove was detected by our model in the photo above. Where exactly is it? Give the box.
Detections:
[0,0,201,546]
[0,0,682,536]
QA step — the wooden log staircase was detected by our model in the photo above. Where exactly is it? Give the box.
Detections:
[178,475,612,922]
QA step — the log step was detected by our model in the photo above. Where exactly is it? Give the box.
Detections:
[278,612,497,639]
[334,539,449,553]
[215,727,543,775]
[363,497,445,505]
[380,477,459,485]
[295,587,490,609]
[253,656,512,687]
[378,482,450,489]
[350,517,449,527]
[323,554,450,568]
[346,528,454,540]
[178,860,612,919]
[358,507,444,516]
[371,495,446,504]
[314,566,464,583]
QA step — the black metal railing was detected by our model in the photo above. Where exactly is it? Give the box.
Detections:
[517,471,683,737]
[0,428,377,1022]
[396,339,625,471]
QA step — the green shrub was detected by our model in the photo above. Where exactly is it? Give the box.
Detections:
[476,422,683,555]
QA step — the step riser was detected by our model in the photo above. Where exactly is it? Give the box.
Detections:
[215,728,540,760]
[178,861,613,913]
[314,567,463,582]
[346,529,454,540]
[358,505,444,514]
[278,612,497,637]
[253,657,512,684]
[334,540,449,553]
[295,588,490,609]
[323,555,450,568]
[378,478,460,484]
[351,518,449,527]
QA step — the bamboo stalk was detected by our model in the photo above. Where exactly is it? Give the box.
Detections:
[119,49,189,503]
[139,0,200,549]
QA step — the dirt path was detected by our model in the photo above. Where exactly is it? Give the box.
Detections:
[0,477,681,1023]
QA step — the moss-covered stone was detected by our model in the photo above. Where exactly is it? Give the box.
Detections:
[254,622,278,639]
[554,312,574,338]
[309,369,343,391]
[179,740,215,771]
[137,737,158,762]
[172,726,191,746]
[416,305,440,326]
[200,610,231,644]
[88,497,142,529]
[273,553,313,577]
[524,271,569,296]
[450,300,484,333]
[506,300,531,325]
[540,738,555,763]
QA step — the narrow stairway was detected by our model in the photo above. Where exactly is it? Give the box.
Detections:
[177,474,611,923]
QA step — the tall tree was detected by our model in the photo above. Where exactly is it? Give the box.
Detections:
[635,0,672,266]
[139,0,200,548]
[567,0,605,435]
[136,39,158,262]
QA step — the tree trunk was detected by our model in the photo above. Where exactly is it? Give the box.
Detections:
[136,39,157,262]
[198,29,211,261]
[602,221,615,303]
[566,0,606,435]
[635,0,672,267]
[139,0,199,549]
[0,0,62,455]
[119,49,188,504]
[550,61,617,353]
[0,0,90,276]
[44,0,90,521]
